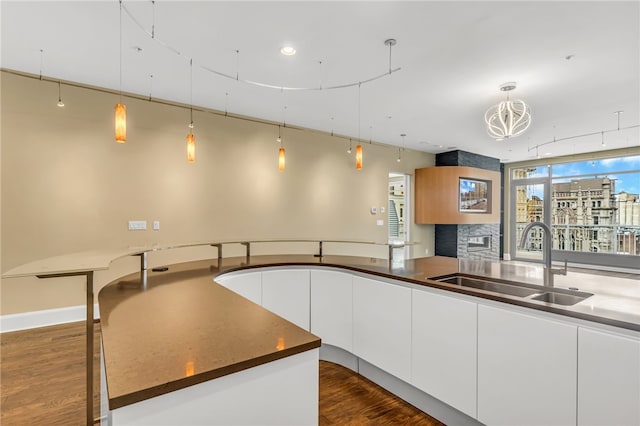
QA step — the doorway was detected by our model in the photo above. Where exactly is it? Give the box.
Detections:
[388,173,410,259]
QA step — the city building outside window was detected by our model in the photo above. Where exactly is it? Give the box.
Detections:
[510,155,640,269]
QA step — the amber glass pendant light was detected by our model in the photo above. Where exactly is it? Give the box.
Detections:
[115,0,126,143]
[354,83,363,170]
[278,147,286,172]
[277,126,285,172]
[186,59,195,163]
[115,103,126,143]
[186,132,195,163]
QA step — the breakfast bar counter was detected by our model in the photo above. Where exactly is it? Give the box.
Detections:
[97,252,639,425]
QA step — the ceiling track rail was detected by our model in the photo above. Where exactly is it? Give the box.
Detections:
[121,2,401,92]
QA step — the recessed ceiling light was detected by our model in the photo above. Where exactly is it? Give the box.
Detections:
[280,46,296,56]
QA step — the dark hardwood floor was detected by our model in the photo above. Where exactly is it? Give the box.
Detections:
[319,361,445,426]
[1,321,444,425]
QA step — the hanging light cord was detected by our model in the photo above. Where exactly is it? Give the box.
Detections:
[119,0,123,103]
[151,0,155,39]
[189,58,193,129]
[39,49,44,80]
[357,82,361,143]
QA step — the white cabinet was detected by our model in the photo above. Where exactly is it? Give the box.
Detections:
[353,276,411,383]
[215,272,262,305]
[411,289,477,418]
[578,327,640,426]
[262,269,310,330]
[310,270,353,352]
[477,305,577,426]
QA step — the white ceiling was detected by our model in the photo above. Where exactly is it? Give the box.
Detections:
[2,1,639,162]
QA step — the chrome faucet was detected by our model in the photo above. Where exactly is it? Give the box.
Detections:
[518,221,567,287]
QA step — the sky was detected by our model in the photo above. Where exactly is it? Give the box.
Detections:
[517,155,640,196]
[553,156,640,195]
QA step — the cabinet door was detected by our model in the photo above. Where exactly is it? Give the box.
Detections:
[215,272,262,305]
[477,305,577,426]
[262,269,310,330]
[353,276,411,383]
[578,327,640,426]
[310,270,353,352]
[411,289,477,418]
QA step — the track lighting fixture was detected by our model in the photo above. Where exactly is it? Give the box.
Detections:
[57,81,64,107]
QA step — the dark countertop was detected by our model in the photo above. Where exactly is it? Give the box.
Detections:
[99,254,640,409]
[99,259,321,410]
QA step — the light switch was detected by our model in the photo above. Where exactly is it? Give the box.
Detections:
[380,207,386,214]
[128,220,147,231]
[153,221,160,231]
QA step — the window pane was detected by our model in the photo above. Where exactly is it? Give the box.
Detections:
[514,183,545,261]
[512,165,549,180]
[551,155,640,177]
[551,172,640,256]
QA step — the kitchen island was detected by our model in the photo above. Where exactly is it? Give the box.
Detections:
[97,252,640,426]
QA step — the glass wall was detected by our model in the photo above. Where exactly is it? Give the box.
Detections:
[510,155,640,268]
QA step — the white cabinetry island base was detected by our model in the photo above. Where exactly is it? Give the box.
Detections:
[102,349,319,426]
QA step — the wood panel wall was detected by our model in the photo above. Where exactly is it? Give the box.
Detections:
[415,166,501,224]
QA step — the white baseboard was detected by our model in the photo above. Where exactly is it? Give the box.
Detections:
[0,304,100,333]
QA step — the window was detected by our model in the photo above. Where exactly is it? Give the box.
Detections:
[510,154,640,269]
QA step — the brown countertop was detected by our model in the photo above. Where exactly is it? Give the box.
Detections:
[99,260,321,410]
[99,254,640,410]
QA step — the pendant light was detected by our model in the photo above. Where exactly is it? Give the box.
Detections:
[278,147,286,172]
[485,82,531,141]
[186,59,195,163]
[355,144,363,170]
[277,125,285,172]
[397,133,406,162]
[115,0,126,143]
[56,81,64,107]
[355,83,362,170]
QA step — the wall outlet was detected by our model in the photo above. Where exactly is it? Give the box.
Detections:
[376,219,384,226]
[128,220,147,231]
[380,206,386,214]
[153,220,160,231]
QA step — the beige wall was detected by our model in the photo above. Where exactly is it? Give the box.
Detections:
[0,71,435,315]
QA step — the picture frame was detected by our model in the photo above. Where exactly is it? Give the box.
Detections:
[459,178,489,213]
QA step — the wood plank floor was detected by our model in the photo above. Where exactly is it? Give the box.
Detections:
[1,321,444,425]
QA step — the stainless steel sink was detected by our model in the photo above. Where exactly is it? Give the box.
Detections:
[434,275,540,297]
[431,274,593,306]
[529,291,592,306]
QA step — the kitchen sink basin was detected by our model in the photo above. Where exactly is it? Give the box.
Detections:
[434,275,540,298]
[431,274,593,306]
[529,291,592,306]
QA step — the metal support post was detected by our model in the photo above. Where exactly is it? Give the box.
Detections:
[241,242,251,262]
[37,271,95,426]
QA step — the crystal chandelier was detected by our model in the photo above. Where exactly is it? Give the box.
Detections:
[485,82,531,141]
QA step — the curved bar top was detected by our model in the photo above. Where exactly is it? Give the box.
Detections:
[1,239,408,278]
[98,254,640,411]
